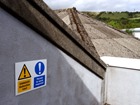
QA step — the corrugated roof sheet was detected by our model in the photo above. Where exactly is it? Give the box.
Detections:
[55,8,140,59]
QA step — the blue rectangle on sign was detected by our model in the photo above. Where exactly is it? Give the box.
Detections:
[34,75,45,88]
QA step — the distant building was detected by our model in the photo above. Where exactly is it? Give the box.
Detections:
[131,28,140,39]
[122,28,140,39]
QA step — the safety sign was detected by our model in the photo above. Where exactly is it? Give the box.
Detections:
[15,59,47,95]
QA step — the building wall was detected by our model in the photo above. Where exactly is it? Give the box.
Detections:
[133,32,140,39]
[105,66,140,105]
[0,8,103,105]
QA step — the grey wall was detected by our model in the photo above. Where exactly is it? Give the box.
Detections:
[0,8,102,105]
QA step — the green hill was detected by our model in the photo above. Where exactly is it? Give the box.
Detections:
[83,11,140,29]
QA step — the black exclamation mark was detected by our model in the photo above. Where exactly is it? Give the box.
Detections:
[24,66,26,78]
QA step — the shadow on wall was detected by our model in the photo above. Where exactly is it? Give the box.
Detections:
[45,48,101,105]
[0,8,100,105]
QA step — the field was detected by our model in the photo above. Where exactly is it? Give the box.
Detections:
[83,12,140,29]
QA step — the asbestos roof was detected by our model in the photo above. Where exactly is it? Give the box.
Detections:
[55,8,140,59]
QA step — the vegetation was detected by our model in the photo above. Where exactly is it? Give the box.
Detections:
[125,29,133,34]
[83,11,140,30]
[83,12,100,18]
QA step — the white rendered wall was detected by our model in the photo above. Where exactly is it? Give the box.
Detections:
[105,67,140,105]
[60,51,103,104]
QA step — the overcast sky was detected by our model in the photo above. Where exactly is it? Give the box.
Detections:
[43,0,140,12]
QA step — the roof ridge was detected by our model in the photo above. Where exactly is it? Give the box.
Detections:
[67,8,99,56]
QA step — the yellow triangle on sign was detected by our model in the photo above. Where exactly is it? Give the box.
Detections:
[18,64,31,80]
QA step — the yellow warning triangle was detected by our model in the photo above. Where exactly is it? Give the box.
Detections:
[18,64,31,80]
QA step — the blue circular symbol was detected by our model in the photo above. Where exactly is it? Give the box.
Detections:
[35,62,45,75]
